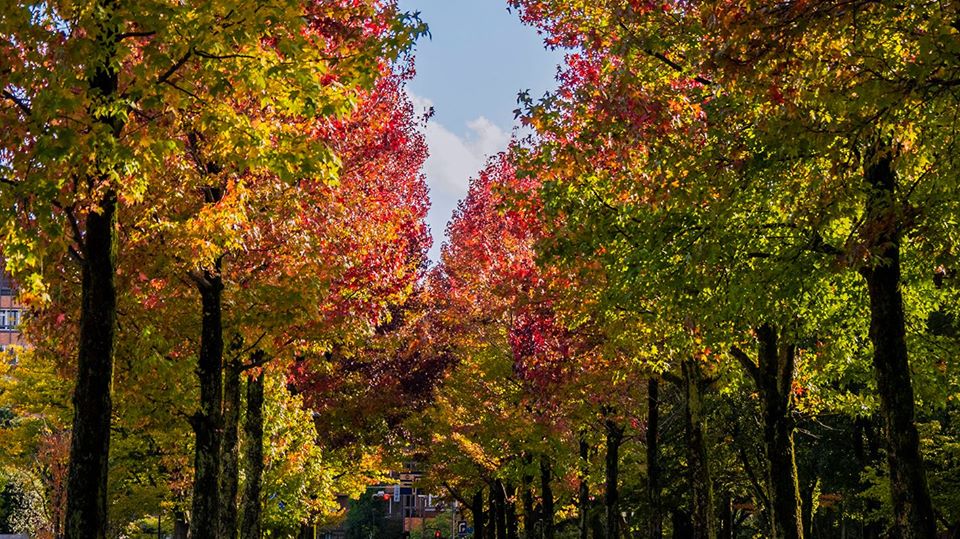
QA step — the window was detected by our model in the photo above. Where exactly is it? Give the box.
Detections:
[0,274,13,296]
[0,309,21,331]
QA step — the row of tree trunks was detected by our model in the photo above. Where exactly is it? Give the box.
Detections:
[480,480,522,539]
[479,457,556,539]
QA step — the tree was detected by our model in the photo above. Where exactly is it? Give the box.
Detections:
[0,1,421,536]
[509,1,960,536]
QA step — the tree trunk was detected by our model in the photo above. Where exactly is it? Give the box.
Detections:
[604,418,624,539]
[506,482,519,539]
[240,371,264,539]
[64,2,125,534]
[591,510,605,539]
[522,459,537,539]
[732,325,803,539]
[473,489,487,539]
[540,456,555,539]
[672,510,693,539]
[579,436,590,539]
[855,417,885,539]
[800,478,819,539]
[190,270,224,539]
[298,523,315,538]
[718,494,733,539]
[65,190,118,539]
[759,327,803,539]
[859,148,936,539]
[682,359,716,539]
[647,378,663,539]
[219,361,242,539]
[173,511,189,539]
[493,480,508,539]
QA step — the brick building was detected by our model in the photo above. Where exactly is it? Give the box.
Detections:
[312,463,460,539]
[0,271,24,352]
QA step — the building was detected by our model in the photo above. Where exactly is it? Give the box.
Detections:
[313,463,461,539]
[0,271,24,352]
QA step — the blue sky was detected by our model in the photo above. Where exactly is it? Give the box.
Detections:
[396,0,562,260]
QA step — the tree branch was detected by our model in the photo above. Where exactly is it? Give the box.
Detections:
[193,49,256,61]
[2,89,32,116]
[730,346,761,385]
[117,30,156,41]
[157,50,192,85]
[443,482,471,508]
[162,80,205,103]
[241,349,273,372]
[662,371,683,386]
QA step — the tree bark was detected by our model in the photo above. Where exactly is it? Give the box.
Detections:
[240,371,264,539]
[682,359,716,539]
[219,360,242,539]
[173,511,189,539]
[800,478,818,539]
[671,510,693,539]
[718,494,733,539]
[855,417,884,539]
[860,147,936,539]
[64,2,124,536]
[540,456,555,539]
[732,325,803,539]
[647,378,663,539]
[522,458,537,539]
[65,190,118,539]
[493,480,508,539]
[190,270,224,539]
[506,482,519,539]
[604,417,624,539]
[472,489,487,539]
[579,435,590,539]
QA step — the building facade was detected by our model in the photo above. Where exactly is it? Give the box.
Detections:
[313,463,461,539]
[0,271,24,352]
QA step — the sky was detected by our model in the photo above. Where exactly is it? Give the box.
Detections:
[395,0,563,261]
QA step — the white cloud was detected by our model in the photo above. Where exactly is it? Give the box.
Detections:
[408,92,511,261]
